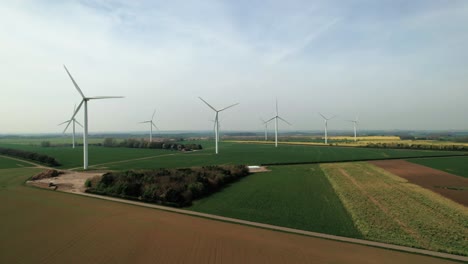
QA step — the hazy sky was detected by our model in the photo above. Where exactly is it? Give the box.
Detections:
[1,0,467,133]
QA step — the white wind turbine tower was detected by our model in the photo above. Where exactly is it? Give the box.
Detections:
[210,119,222,142]
[140,109,159,142]
[199,97,239,154]
[347,115,359,142]
[319,113,336,144]
[266,100,291,147]
[260,118,269,141]
[63,65,124,170]
[58,104,83,148]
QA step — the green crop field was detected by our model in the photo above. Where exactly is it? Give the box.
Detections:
[99,141,468,170]
[0,143,172,169]
[0,156,32,169]
[408,156,468,178]
[189,164,361,237]
[0,140,466,170]
[321,162,468,255]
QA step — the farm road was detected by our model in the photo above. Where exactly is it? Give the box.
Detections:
[0,155,52,169]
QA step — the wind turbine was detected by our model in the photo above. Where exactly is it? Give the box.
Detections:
[346,116,359,142]
[210,119,221,142]
[319,113,336,144]
[199,97,239,154]
[63,65,124,170]
[140,109,159,142]
[260,118,269,141]
[266,99,291,147]
[58,104,83,148]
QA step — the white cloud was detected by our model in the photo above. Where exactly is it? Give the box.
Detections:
[0,0,468,133]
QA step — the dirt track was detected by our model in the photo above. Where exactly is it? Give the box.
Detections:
[369,160,468,206]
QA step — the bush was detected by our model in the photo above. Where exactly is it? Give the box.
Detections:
[0,147,61,166]
[84,179,92,188]
[40,141,51,147]
[86,165,249,207]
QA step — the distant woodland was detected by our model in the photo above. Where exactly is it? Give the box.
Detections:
[102,138,203,151]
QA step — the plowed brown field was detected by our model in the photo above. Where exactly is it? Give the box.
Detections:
[0,185,458,263]
[369,160,468,206]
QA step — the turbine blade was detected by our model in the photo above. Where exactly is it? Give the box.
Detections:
[330,115,337,120]
[87,96,124,100]
[152,109,156,120]
[58,120,71,126]
[278,116,292,126]
[152,122,159,130]
[266,117,275,123]
[219,102,239,112]
[260,118,266,123]
[75,120,84,128]
[62,101,83,133]
[140,121,151,124]
[198,97,217,111]
[318,112,327,120]
[63,65,86,99]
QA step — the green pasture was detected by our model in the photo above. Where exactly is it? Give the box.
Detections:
[96,141,466,170]
[0,156,32,169]
[189,164,361,237]
[408,156,468,178]
[0,143,172,169]
[0,140,466,170]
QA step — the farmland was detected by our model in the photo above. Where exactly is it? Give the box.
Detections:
[1,137,468,260]
[0,156,32,169]
[189,165,361,237]
[0,143,173,169]
[409,156,468,178]
[320,162,468,255]
[370,160,468,206]
[1,167,454,263]
[82,141,468,170]
[0,139,466,170]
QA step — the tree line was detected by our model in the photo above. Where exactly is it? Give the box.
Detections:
[85,165,249,207]
[0,147,61,166]
[365,142,468,151]
[102,138,203,151]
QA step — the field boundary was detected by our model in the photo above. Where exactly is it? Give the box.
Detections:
[261,153,468,167]
[0,155,50,169]
[65,190,467,262]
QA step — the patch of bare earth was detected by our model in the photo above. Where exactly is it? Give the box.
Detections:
[27,170,103,193]
[369,160,468,206]
[248,166,270,173]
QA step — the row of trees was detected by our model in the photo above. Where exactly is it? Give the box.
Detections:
[366,142,468,151]
[102,138,202,151]
[0,147,61,166]
[85,165,249,207]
